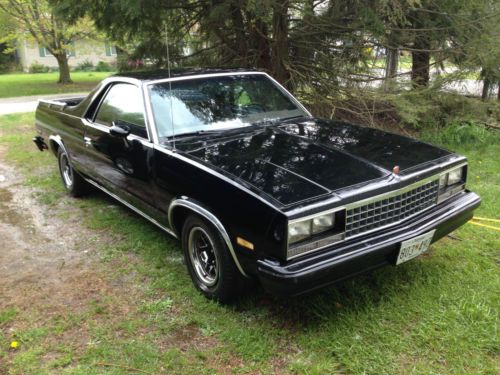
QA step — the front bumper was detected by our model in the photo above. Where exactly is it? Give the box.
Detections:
[257,191,480,297]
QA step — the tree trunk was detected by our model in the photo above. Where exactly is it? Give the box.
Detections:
[383,47,399,91]
[410,11,431,89]
[411,37,430,88]
[481,78,491,100]
[497,82,500,100]
[55,54,72,84]
[271,0,291,88]
[231,2,248,66]
[249,18,272,72]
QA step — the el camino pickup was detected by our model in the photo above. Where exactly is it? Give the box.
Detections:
[33,69,481,302]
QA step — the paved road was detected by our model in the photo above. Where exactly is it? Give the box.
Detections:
[0,92,88,115]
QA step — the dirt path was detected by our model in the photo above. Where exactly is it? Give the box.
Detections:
[0,148,146,370]
[0,148,99,313]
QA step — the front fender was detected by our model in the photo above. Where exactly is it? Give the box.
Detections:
[168,197,249,278]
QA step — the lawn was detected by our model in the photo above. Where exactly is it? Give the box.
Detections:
[0,113,498,374]
[0,72,114,99]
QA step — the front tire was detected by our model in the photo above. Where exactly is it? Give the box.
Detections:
[57,147,88,197]
[181,215,246,303]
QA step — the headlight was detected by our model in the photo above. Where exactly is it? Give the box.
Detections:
[288,212,338,245]
[312,213,335,234]
[288,220,312,244]
[439,166,464,189]
[447,168,463,185]
[439,173,448,188]
[287,209,346,259]
[438,165,466,203]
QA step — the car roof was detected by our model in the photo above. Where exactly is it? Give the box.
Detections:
[112,68,261,82]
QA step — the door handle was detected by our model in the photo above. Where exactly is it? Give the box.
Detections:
[84,136,92,147]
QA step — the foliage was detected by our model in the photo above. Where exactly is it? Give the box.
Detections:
[420,121,499,146]
[0,43,16,72]
[386,89,499,128]
[28,61,50,73]
[95,60,113,72]
[74,59,94,72]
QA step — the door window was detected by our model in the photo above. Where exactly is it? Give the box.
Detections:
[95,83,147,138]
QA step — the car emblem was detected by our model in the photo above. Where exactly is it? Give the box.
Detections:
[393,165,400,174]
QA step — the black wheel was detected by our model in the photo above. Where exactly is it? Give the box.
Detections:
[57,147,88,197]
[181,214,246,303]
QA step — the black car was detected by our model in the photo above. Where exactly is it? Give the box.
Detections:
[33,69,480,302]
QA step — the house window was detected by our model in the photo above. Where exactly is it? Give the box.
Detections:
[38,43,76,57]
[105,42,117,56]
[39,46,52,57]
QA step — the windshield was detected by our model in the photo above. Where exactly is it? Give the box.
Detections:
[148,74,308,138]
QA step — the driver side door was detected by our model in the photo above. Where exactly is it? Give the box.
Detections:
[82,82,158,217]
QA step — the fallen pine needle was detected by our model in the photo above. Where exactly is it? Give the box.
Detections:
[95,362,153,374]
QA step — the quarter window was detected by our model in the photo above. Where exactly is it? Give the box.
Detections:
[95,83,147,138]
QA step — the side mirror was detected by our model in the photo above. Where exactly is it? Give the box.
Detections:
[110,120,131,137]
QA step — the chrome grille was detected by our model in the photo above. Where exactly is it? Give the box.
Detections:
[346,180,439,237]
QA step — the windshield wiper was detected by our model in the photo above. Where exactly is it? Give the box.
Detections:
[165,129,229,140]
[254,115,307,127]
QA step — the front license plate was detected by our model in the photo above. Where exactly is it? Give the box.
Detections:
[396,230,436,265]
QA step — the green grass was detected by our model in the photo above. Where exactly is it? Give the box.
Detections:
[0,113,498,374]
[0,72,114,98]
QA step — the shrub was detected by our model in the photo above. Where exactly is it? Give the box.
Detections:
[420,121,499,148]
[74,59,94,72]
[95,61,112,72]
[29,61,50,73]
[0,44,17,72]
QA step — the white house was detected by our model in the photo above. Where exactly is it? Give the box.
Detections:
[16,39,117,71]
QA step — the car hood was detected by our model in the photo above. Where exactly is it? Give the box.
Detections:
[179,118,451,206]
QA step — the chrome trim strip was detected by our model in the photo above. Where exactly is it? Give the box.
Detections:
[147,71,265,85]
[84,178,178,238]
[48,134,69,158]
[168,198,248,278]
[289,206,345,224]
[345,162,467,210]
[345,177,438,210]
[287,232,345,261]
[143,83,159,144]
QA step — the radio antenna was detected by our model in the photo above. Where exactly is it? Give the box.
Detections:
[165,25,176,151]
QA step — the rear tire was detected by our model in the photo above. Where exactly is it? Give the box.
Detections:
[57,147,88,197]
[181,214,247,303]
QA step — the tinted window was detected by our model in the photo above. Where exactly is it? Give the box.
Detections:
[95,83,147,138]
[149,74,307,138]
